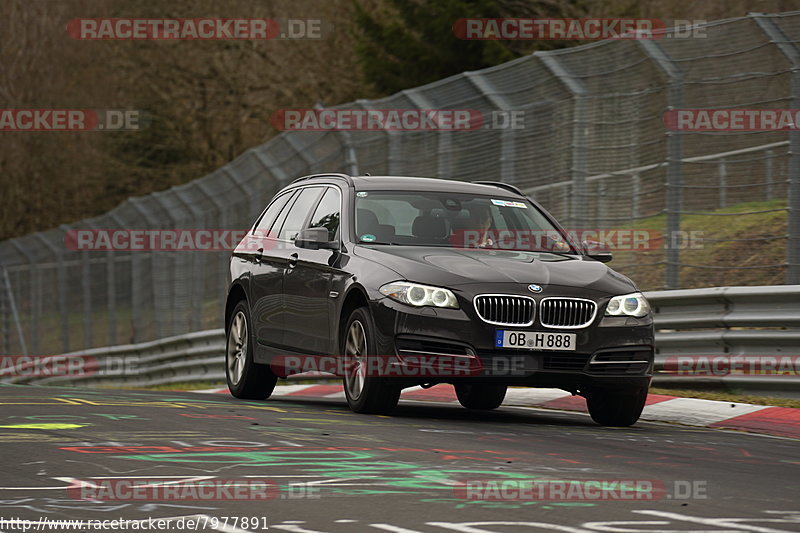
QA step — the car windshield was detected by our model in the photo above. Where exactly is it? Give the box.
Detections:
[355,190,578,253]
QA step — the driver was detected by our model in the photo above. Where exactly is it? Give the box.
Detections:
[469,205,494,248]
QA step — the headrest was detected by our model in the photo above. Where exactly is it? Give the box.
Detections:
[412,215,447,239]
[357,208,380,233]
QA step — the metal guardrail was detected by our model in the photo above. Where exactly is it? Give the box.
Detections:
[4,329,226,389]
[649,285,800,396]
[4,286,799,396]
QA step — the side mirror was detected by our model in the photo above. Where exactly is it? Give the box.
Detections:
[583,240,612,263]
[295,227,340,251]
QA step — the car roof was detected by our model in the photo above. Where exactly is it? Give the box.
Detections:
[289,174,524,198]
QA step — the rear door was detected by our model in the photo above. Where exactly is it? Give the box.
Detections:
[282,186,342,355]
[266,186,325,353]
[248,190,296,357]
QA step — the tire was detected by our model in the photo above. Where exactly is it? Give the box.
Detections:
[455,383,507,410]
[586,387,647,427]
[226,300,277,400]
[341,307,400,414]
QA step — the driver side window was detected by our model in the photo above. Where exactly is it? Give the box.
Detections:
[307,188,341,241]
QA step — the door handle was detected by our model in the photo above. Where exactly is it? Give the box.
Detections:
[288,253,299,269]
[254,248,263,264]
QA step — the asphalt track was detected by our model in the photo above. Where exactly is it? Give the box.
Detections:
[0,383,798,533]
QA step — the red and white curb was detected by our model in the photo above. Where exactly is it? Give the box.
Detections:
[196,384,800,439]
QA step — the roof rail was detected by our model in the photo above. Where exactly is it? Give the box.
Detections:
[472,181,526,197]
[290,173,354,186]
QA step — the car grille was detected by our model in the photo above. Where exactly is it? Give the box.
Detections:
[539,298,597,328]
[474,295,535,326]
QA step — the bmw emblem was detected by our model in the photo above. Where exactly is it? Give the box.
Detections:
[528,284,543,293]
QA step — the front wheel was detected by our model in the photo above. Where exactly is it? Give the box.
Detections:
[586,387,647,427]
[455,383,507,410]
[226,301,277,400]
[342,307,400,414]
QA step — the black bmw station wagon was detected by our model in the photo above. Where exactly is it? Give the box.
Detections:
[225,174,654,426]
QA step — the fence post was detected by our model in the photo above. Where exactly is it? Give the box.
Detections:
[35,232,70,352]
[464,72,517,182]
[127,198,161,339]
[0,266,7,353]
[315,103,359,175]
[538,53,588,229]
[765,149,774,201]
[81,242,92,349]
[751,13,800,283]
[639,39,684,289]
[169,192,206,334]
[1,266,28,356]
[9,241,37,354]
[719,158,727,208]
[632,174,641,219]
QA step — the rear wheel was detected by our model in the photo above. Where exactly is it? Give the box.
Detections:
[226,301,277,400]
[586,387,647,427]
[455,383,507,410]
[342,307,400,414]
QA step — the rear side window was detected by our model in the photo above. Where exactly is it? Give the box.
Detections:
[253,191,294,236]
[307,188,341,241]
[277,187,324,241]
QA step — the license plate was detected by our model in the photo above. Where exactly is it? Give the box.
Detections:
[495,330,576,351]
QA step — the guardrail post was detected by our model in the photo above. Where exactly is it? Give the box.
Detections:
[639,39,684,289]
[752,13,800,284]
[538,54,588,228]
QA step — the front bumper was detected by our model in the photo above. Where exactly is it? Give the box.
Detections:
[369,291,654,392]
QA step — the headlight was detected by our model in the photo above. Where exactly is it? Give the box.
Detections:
[379,282,459,309]
[605,292,650,318]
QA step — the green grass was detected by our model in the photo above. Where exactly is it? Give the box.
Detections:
[612,198,787,290]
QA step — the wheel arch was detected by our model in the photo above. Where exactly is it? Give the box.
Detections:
[225,283,248,335]
[337,284,370,349]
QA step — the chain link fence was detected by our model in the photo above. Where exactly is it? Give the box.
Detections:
[1,12,799,356]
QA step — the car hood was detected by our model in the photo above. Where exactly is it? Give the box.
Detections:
[354,245,637,295]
